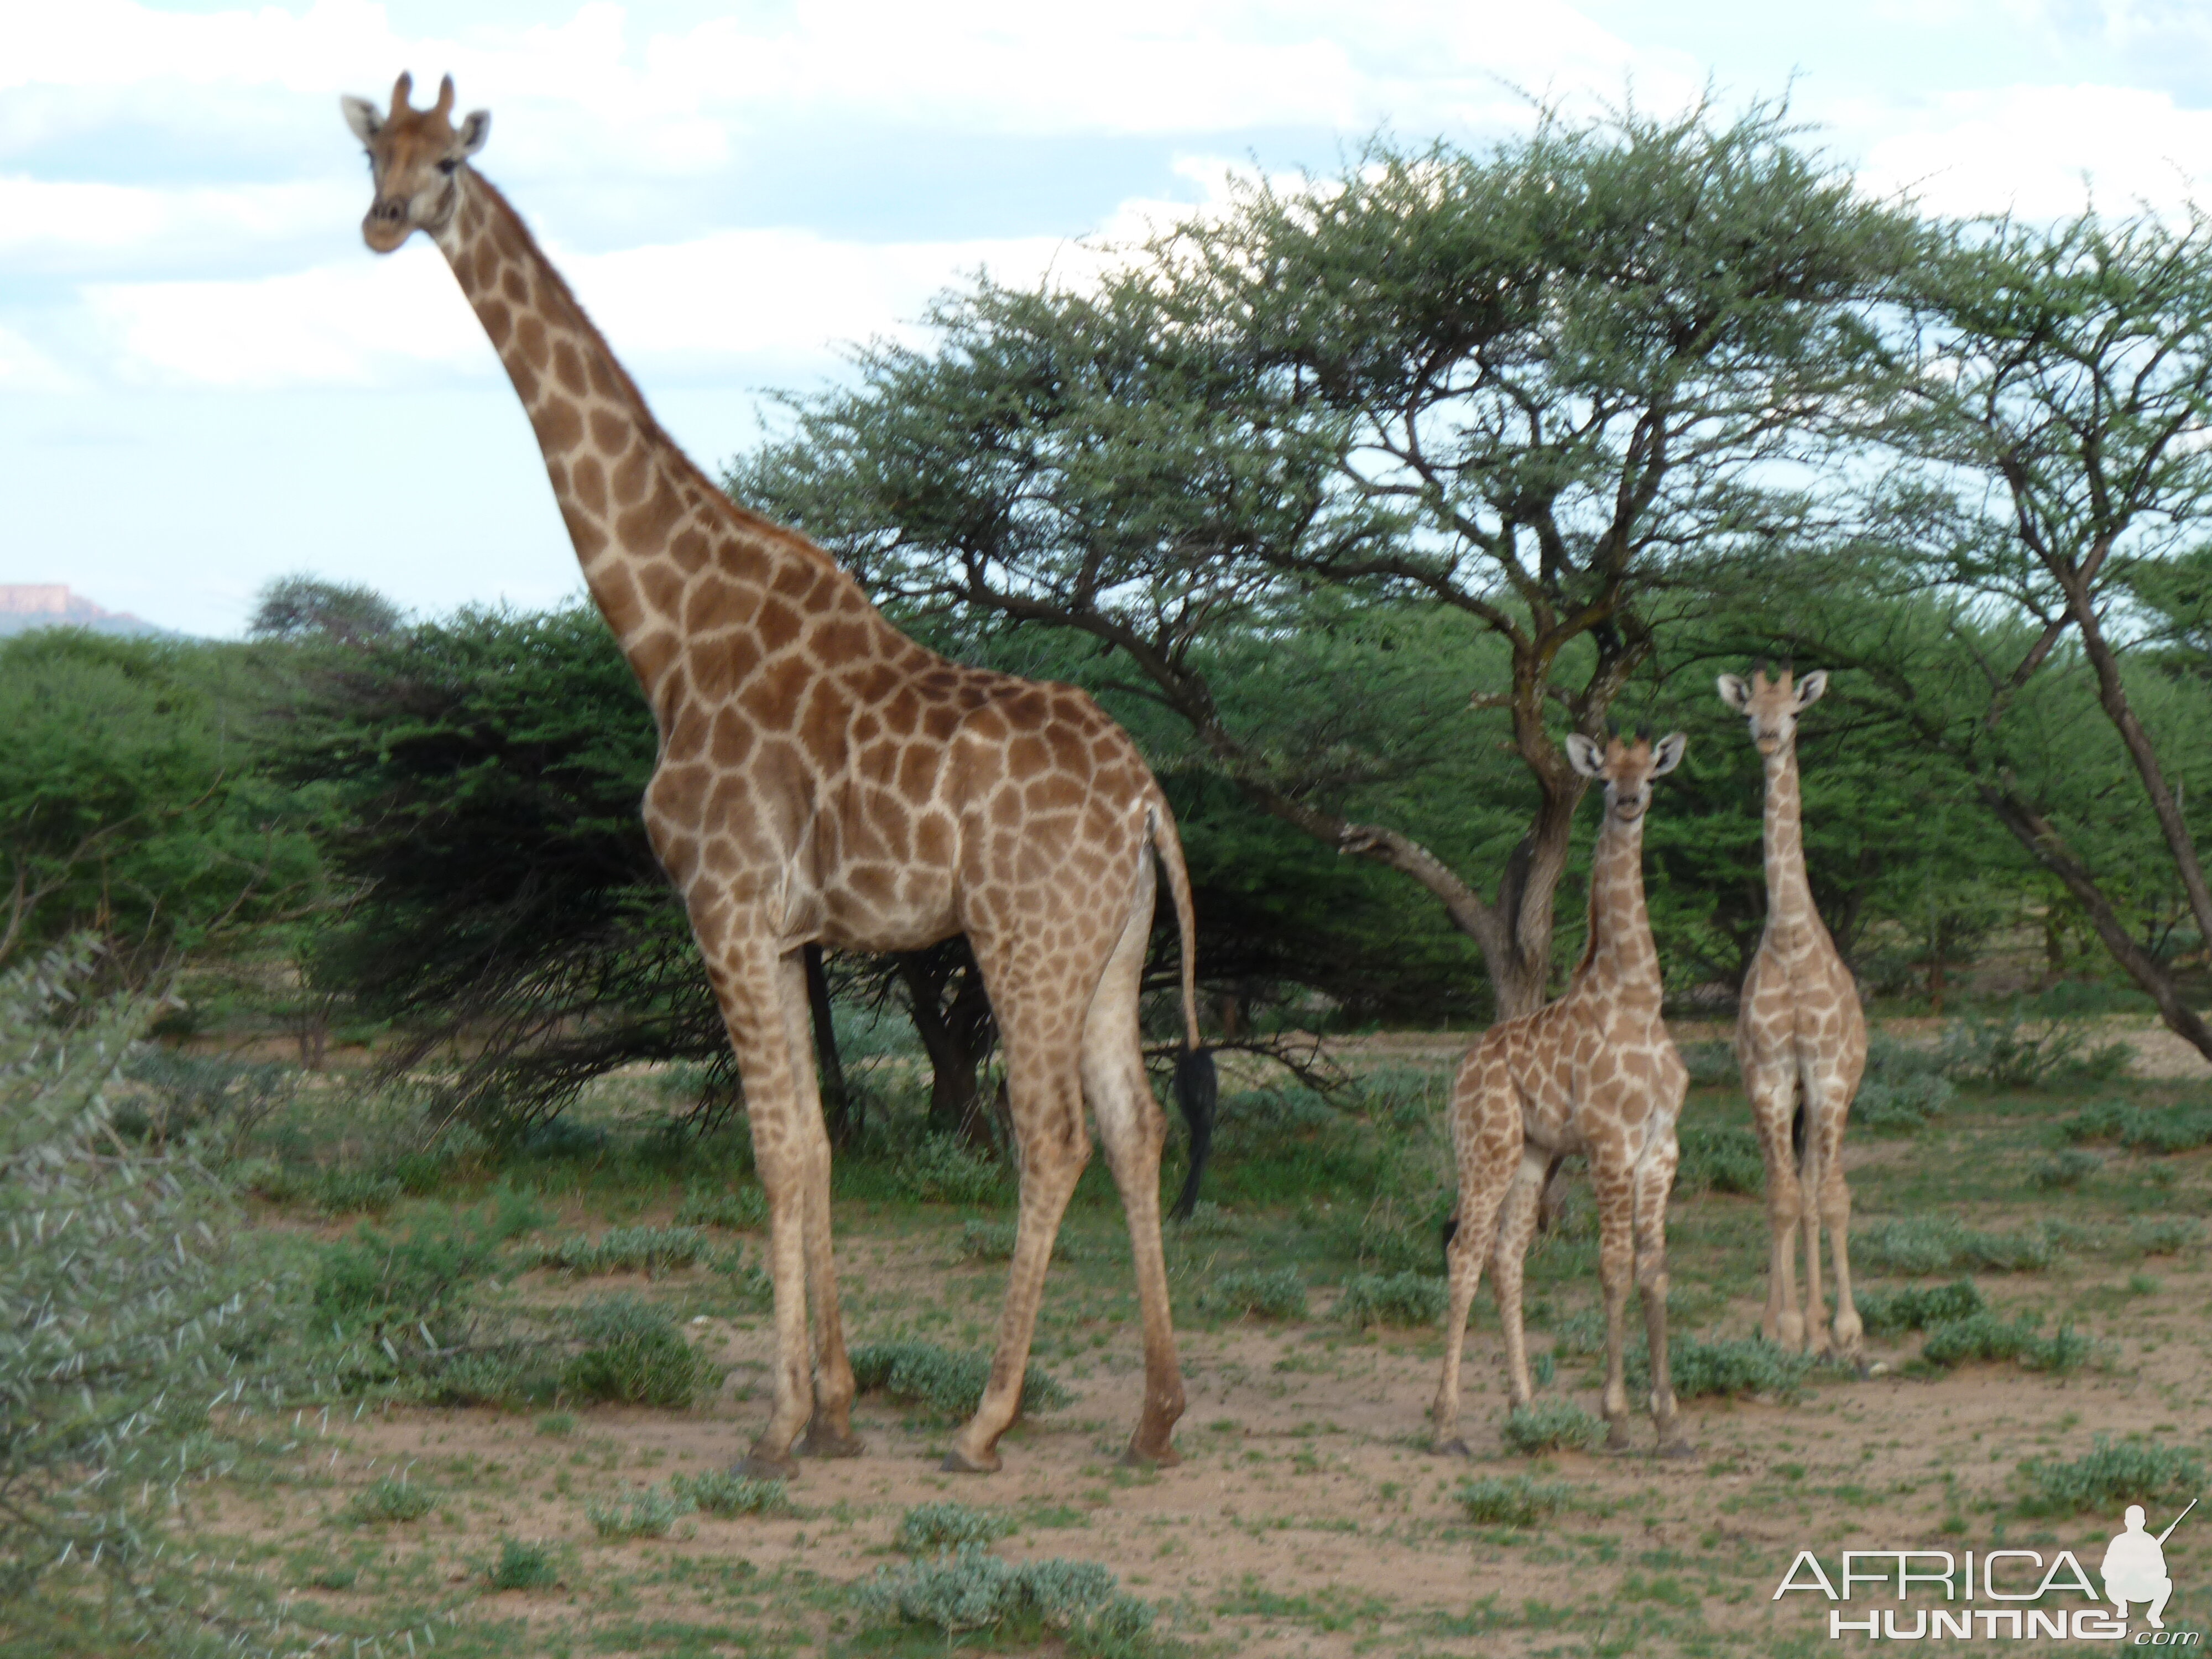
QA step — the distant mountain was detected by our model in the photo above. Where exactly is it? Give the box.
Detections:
[0,585,172,638]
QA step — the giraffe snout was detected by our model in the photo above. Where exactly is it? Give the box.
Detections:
[362,198,412,252]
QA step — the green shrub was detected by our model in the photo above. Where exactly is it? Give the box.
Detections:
[586,1483,695,1539]
[859,1543,1157,1653]
[342,1475,436,1525]
[1854,1216,2053,1275]
[1457,1474,1575,1526]
[2058,1098,2212,1154]
[1502,1400,1607,1454]
[115,1049,295,1152]
[897,1501,1019,1552]
[1638,1335,1815,1402]
[1854,1071,1955,1134]
[2020,1438,2205,1515]
[1677,1041,1738,1088]
[1176,1201,1241,1237]
[1675,1125,1764,1196]
[956,1218,1083,1263]
[1336,1271,1447,1328]
[1939,1009,2132,1088]
[312,1168,405,1215]
[1918,1311,2091,1373]
[674,1185,768,1230]
[2130,1217,2203,1256]
[669,1469,792,1517]
[489,1538,559,1590]
[537,1224,706,1276]
[313,1190,544,1329]
[1199,1267,1308,1320]
[848,1340,1070,1420]
[537,1411,577,1436]
[1856,1279,1987,1335]
[561,1295,717,1407]
[895,1136,1009,1205]
[2027,1149,2103,1190]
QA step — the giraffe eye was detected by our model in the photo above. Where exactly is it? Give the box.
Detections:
[438,158,460,176]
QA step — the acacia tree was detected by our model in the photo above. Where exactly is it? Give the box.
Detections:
[735,102,1924,1015]
[1890,205,2212,1053]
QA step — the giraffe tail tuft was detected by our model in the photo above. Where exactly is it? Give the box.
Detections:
[1171,1047,1217,1221]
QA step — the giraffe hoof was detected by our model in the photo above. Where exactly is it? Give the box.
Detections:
[1658,1436,1699,1461]
[799,1425,866,1459]
[735,1450,799,1481]
[1604,1421,1635,1453]
[938,1444,1003,1475]
[1432,1438,1473,1459]
[1119,1438,1180,1470]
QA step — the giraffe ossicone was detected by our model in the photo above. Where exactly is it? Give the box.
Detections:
[1433,733,1695,1459]
[342,72,1216,1477]
[1716,664,1867,1360]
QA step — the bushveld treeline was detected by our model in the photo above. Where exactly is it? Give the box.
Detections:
[13,99,2212,1132]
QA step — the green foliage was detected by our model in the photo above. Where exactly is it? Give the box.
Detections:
[2027,1149,2103,1190]
[561,1295,717,1408]
[1198,1267,1308,1320]
[1175,1201,1241,1237]
[2129,1217,2203,1256]
[1639,1336,1816,1402]
[847,1340,1070,1420]
[2019,1438,2206,1516]
[897,1501,1019,1553]
[312,1190,541,1333]
[341,1475,436,1526]
[1457,1475,1574,1527]
[1854,1215,2054,1275]
[668,1470,792,1518]
[488,1538,560,1590]
[586,1484,696,1539]
[1674,1125,1764,1196]
[1855,1279,1987,1336]
[1918,1311,2091,1373]
[1677,1041,1738,1087]
[535,1224,707,1276]
[1502,1401,1608,1454]
[113,1049,296,1152]
[894,1135,1009,1205]
[956,1218,1084,1262]
[2059,1098,2212,1154]
[859,1543,1159,1655]
[1335,1271,1447,1328]
[672,1184,766,1230]
[1938,1007,2133,1089]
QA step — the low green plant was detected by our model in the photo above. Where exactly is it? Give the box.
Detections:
[1854,1071,1955,1134]
[1917,1310,2091,1373]
[848,1340,1070,1419]
[2027,1149,2103,1190]
[2128,1217,2202,1256]
[586,1483,695,1539]
[956,1218,1083,1262]
[1335,1271,1447,1328]
[1854,1215,2053,1275]
[669,1469,792,1517]
[561,1294,717,1407]
[1457,1474,1574,1526]
[342,1475,436,1525]
[1637,1335,1816,1402]
[1175,1201,1241,1237]
[1199,1267,1308,1320]
[895,1136,1009,1205]
[311,1168,405,1215]
[537,1224,706,1276]
[489,1538,559,1590]
[1939,1008,2132,1089]
[2020,1438,2205,1515]
[1674,1125,1764,1196]
[674,1184,768,1229]
[2058,1099,2212,1154]
[536,1411,577,1436]
[1501,1400,1606,1454]
[1677,1041,1738,1088]
[1856,1279,1987,1335]
[859,1543,1157,1653]
[897,1500,1019,1552]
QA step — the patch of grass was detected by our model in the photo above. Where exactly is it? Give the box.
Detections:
[956,1218,1084,1263]
[2057,1098,2212,1154]
[1854,1215,2054,1275]
[310,1168,405,1215]
[561,1294,718,1407]
[894,1136,1009,1206]
[1674,1125,1764,1196]
[586,1483,696,1540]
[1854,1071,1956,1134]
[897,1501,1019,1553]
[1677,1041,1738,1087]
[1501,1400,1606,1455]
[1856,1279,1987,1336]
[1457,1474,1574,1526]
[1917,1311,2092,1373]
[312,1195,538,1328]
[2027,1149,2103,1190]
[848,1340,1070,1420]
[859,1543,1159,1655]
[672,1185,766,1230]
[2020,1438,2206,1515]
[1175,1201,1241,1237]
[1940,1008,2132,1088]
[535,1411,577,1437]
[536,1224,707,1277]
[341,1475,436,1526]
[1335,1271,1447,1328]
[667,1469,792,1517]
[2128,1217,2203,1256]
[1640,1335,1816,1402]
[1198,1267,1308,1320]
[488,1538,559,1590]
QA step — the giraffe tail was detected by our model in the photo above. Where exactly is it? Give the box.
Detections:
[1149,790,1215,1220]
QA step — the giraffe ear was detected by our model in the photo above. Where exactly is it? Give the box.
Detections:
[1716,674,1752,713]
[455,109,491,156]
[1564,733,1606,779]
[1648,733,1687,776]
[341,95,383,147]
[1793,669,1829,709]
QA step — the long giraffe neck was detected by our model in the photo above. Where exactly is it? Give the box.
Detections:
[1578,810,1660,995]
[1761,744,1822,945]
[432,170,892,717]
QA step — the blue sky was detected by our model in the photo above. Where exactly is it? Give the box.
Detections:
[8,0,2212,636]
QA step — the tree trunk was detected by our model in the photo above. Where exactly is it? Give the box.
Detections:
[898,943,998,1150]
[804,942,857,1147]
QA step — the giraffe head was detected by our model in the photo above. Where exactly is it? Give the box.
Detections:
[340,73,489,253]
[1715,664,1827,758]
[1564,732,1686,824]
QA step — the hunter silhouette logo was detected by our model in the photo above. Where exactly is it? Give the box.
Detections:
[2105,1500,2192,1631]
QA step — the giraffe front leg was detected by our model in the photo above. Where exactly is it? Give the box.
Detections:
[1489,1147,1547,1426]
[1592,1160,1637,1452]
[1813,1092,1862,1361]
[1635,1140,1694,1458]
[1746,1068,1806,1351]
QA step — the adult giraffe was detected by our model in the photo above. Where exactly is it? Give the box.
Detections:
[341,74,1215,1477]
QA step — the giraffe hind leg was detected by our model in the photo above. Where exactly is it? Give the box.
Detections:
[1431,1056,1521,1455]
